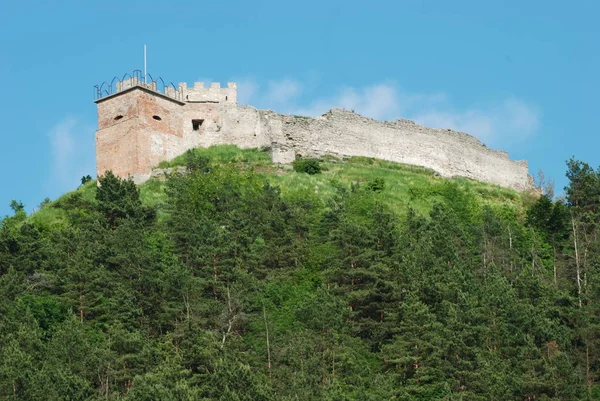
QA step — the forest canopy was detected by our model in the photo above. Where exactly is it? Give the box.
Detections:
[1,147,599,400]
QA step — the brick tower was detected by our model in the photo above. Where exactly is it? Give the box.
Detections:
[94,74,237,182]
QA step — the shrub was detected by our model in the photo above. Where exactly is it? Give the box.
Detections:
[366,178,385,193]
[185,150,211,173]
[293,158,322,175]
[81,175,92,186]
[39,198,51,209]
[10,200,24,213]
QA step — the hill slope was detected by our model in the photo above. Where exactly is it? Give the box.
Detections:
[1,146,597,400]
[34,145,528,227]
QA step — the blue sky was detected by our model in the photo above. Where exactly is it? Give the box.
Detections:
[1,0,599,217]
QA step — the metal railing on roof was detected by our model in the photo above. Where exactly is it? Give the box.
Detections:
[94,70,181,101]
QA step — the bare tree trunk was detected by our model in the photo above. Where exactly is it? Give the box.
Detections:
[105,365,110,399]
[583,230,589,292]
[183,292,190,322]
[212,255,219,300]
[572,216,583,308]
[531,236,536,276]
[332,347,335,378]
[587,344,591,390]
[263,304,272,377]
[79,290,85,322]
[553,246,557,286]
[221,287,236,348]
[508,226,514,272]
[482,236,488,275]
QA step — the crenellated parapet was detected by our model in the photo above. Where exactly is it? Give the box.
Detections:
[95,71,237,105]
[177,82,237,104]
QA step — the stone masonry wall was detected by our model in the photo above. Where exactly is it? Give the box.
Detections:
[96,83,532,191]
[211,107,532,191]
[271,109,531,190]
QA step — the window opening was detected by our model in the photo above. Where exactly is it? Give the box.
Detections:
[114,115,123,121]
[192,119,205,131]
[152,115,162,121]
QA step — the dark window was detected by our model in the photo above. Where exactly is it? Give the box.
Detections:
[152,115,162,121]
[192,119,204,131]
[114,115,123,121]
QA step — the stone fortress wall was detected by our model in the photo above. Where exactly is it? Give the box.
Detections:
[95,78,533,191]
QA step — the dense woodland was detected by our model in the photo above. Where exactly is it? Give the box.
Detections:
[2,149,600,400]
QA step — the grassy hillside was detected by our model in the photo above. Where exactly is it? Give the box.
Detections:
[34,145,529,227]
[160,145,527,214]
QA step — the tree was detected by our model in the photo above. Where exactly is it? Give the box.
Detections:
[9,200,24,214]
[96,171,155,227]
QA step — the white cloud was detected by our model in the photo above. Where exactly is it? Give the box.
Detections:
[236,77,541,148]
[236,78,301,110]
[412,98,540,147]
[48,117,96,194]
[236,77,259,105]
[264,79,301,105]
[503,98,540,133]
[412,110,497,143]
[294,84,402,120]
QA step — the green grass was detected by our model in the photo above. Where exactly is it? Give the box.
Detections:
[144,146,528,216]
[261,154,525,216]
[26,145,528,226]
[139,179,167,207]
[29,180,98,228]
[78,179,98,202]
[158,144,272,168]
[29,206,69,229]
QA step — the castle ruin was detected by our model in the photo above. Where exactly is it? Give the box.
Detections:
[95,75,533,191]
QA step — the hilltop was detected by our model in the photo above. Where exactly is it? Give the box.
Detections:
[33,145,529,228]
[2,145,599,400]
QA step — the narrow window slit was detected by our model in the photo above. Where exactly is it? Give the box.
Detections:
[152,115,162,121]
[114,115,123,121]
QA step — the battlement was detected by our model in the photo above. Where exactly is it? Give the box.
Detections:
[177,82,237,104]
[95,71,237,105]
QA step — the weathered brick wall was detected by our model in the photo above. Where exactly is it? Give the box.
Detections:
[96,88,185,182]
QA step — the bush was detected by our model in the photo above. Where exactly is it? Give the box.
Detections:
[293,158,322,175]
[184,150,211,174]
[80,175,92,186]
[366,178,385,193]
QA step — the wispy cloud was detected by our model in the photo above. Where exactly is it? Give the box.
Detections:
[236,78,541,148]
[412,98,540,147]
[237,78,301,110]
[236,77,259,105]
[48,117,96,195]
[264,79,301,105]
